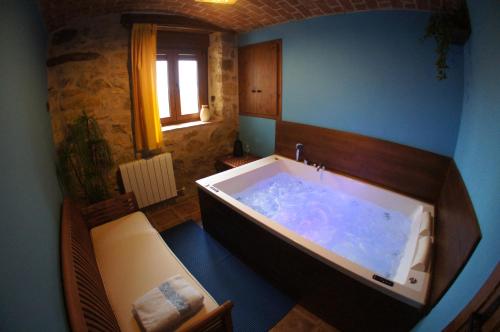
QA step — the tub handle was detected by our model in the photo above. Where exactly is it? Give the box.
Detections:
[419,211,433,236]
[411,236,432,272]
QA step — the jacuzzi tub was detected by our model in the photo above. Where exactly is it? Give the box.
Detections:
[197,155,434,330]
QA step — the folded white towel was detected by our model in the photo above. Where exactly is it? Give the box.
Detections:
[132,275,204,332]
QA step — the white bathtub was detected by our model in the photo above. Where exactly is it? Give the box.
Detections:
[196,155,434,308]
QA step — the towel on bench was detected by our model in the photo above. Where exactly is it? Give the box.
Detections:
[132,275,204,332]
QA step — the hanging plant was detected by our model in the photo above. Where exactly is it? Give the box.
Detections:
[424,2,471,80]
[57,112,114,204]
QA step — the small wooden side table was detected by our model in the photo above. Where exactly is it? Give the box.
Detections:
[215,154,259,172]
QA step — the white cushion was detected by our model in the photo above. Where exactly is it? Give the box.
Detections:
[91,212,218,332]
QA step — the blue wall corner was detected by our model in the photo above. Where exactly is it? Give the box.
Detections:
[239,11,464,157]
[0,1,68,331]
[239,116,276,157]
[414,1,500,330]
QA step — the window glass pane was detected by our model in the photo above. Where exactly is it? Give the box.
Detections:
[156,60,170,118]
[178,60,199,115]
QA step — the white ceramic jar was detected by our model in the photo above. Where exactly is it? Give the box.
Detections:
[200,105,210,122]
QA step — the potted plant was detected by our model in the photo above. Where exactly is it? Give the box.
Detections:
[424,2,471,80]
[57,112,114,203]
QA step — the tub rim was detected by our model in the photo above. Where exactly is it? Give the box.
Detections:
[196,154,434,308]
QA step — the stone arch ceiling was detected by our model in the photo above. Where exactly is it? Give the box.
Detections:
[39,0,459,32]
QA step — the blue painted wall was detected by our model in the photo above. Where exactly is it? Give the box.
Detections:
[239,11,464,157]
[240,5,500,330]
[0,1,68,331]
[415,1,500,330]
[239,115,276,157]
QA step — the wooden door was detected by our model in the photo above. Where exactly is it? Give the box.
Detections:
[238,39,281,119]
[253,40,279,117]
[238,44,255,115]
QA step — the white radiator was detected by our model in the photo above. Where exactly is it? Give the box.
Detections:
[119,152,177,208]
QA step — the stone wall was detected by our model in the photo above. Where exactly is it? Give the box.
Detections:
[47,14,133,196]
[47,14,238,198]
[164,32,238,196]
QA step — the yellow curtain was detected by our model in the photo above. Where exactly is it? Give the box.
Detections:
[130,23,162,152]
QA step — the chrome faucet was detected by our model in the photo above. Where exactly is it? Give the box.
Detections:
[295,143,304,161]
[317,164,326,180]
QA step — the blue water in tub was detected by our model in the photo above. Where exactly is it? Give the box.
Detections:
[233,172,411,279]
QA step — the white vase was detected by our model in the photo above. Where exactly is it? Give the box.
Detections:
[200,105,210,122]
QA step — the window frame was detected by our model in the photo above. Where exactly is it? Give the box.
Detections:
[156,48,208,126]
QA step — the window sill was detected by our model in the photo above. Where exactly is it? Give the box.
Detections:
[162,119,222,132]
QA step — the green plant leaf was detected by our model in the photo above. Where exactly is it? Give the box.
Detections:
[56,112,114,203]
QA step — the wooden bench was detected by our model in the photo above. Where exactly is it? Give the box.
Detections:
[61,192,233,332]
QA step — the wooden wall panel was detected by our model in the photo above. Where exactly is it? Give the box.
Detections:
[157,31,209,51]
[275,120,451,203]
[430,161,482,308]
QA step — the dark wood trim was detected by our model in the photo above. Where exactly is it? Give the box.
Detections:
[121,13,232,33]
[237,39,281,53]
[61,199,121,332]
[275,120,451,203]
[444,263,500,332]
[199,188,422,332]
[277,39,282,121]
[161,115,201,126]
[429,160,482,309]
[80,192,139,229]
[198,48,209,117]
[215,154,259,172]
[238,112,280,120]
[157,31,209,51]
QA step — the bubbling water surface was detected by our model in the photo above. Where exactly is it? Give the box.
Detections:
[233,172,411,279]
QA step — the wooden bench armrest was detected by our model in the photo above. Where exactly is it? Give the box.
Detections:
[81,192,139,229]
[61,199,122,331]
[178,301,234,332]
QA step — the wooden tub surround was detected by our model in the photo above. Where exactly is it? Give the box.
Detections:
[197,120,481,332]
[61,192,233,332]
[274,121,481,310]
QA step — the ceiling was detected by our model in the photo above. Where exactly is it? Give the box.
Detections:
[39,0,459,32]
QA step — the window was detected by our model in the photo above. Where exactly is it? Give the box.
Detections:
[156,32,208,126]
